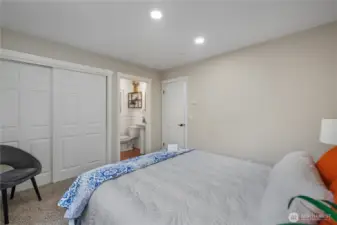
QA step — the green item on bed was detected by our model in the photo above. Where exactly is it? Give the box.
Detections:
[279,195,337,225]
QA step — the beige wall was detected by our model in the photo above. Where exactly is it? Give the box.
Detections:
[163,22,337,164]
[0,27,2,48]
[1,28,162,155]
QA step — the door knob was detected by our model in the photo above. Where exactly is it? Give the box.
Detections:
[178,123,185,127]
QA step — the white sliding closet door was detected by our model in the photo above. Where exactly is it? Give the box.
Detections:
[53,69,107,182]
[0,60,52,187]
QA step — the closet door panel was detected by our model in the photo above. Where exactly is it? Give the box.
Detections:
[30,139,51,174]
[19,64,52,180]
[53,69,107,182]
[81,73,106,171]
[0,61,20,143]
[0,61,52,187]
[20,90,50,139]
[0,90,19,142]
[61,137,82,169]
[53,70,83,181]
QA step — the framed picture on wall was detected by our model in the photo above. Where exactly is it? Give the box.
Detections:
[128,92,142,108]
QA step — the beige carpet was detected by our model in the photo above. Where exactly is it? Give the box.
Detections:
[0,179,74,225]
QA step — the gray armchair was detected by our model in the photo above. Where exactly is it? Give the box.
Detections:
[0,145,42,224]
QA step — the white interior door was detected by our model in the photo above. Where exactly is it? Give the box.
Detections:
[0,61,19,148]
[53,69,107,182]
[162,78,187,148]
[0,60,52,187]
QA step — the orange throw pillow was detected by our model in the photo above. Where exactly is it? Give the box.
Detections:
[320,220,337,225]
[318,192,337,225]
[331,180,337,205]
[330,180,337,194]
[316,146,337,186]
[317,147,337,225]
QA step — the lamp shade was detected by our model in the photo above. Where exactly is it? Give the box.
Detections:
[320,119,337,145]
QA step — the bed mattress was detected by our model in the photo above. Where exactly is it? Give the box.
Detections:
[79,150,271,225]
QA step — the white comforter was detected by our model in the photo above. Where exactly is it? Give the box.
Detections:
[79,150,271,225]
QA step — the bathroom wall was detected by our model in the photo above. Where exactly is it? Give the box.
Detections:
[120,78,147,136]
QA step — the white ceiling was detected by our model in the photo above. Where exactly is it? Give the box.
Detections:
[1,0,337,71]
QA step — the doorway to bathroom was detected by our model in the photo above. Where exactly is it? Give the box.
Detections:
[117,73,152,161]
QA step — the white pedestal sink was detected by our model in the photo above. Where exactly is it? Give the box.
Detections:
[136,124,146,154]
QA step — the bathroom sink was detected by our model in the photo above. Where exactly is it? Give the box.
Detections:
[136,124,146,129]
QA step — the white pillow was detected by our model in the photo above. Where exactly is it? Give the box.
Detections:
[259,151,334,225]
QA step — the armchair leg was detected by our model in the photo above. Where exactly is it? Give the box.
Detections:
[10,186,16,200]
[31,177,42,201]
[1,189,9,224]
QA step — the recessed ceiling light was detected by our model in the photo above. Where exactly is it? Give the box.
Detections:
[194,36,205,45]
[150,9,163,20]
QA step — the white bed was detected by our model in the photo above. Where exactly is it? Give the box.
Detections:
[77,150,271,225]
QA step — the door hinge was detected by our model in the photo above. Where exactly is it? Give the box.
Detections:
[163,142,165,147]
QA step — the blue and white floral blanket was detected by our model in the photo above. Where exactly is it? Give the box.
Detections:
[58,149,193,220]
